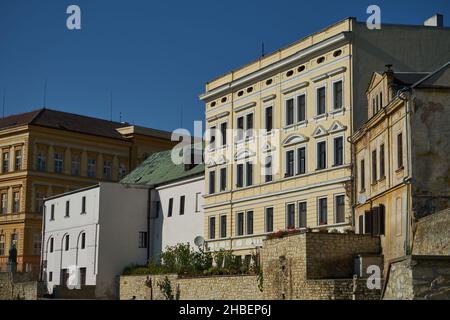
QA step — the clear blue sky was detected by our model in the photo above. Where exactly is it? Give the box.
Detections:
[1,0,449,134]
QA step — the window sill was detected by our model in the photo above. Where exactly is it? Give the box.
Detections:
[359,189,366,193]
[80,212,87,215]
[313,113,328,122]
[378,176,386,182]
[329,107,345,116]
[395,166,405,173]
[371,181,378,187]
[315,168,327,172]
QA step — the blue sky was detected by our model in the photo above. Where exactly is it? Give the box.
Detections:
[0,0,449,134]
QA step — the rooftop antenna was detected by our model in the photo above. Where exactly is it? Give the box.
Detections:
[110,92,113,121]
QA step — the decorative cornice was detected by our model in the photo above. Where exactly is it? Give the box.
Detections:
[311,67,347,83]
[206,111,230,123]
[234,102,256,113]
[261,94,276,103]
[281,81,309,95]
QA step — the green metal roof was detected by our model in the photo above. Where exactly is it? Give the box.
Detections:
[120,146,204,186]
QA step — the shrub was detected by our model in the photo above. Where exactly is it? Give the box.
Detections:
[157,276,174,300]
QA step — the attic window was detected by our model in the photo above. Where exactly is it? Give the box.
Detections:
[333,50,342,57]
[297,65,305,72]
[247,87,254,93]
[211,101,217,107]
[238,90,244,97]
[317,57,325,64]
[266,79,273,86]
[286,70,294,77]
[221,97,228,103]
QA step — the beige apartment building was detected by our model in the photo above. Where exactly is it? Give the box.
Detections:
[199,16,450,256]
[0,108,175,275]
[352,62,450,270]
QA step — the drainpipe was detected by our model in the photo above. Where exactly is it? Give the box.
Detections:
[147,188,152,262]
[39,201,47,282]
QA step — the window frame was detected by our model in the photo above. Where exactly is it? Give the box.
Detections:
[334,194,346,224]
[236,212,244,236]
[286,202,296,229]
[316,140,327,170]
[318,197,328,226]
[220,215,227,238]
[265,207,274,233]
[316,85,327,116]
[209,216,216,240]
[333,135,344,167]
[179,196,185,215]
[331,79,344,110]
[298,201,307,228]
[219,167,227,192]
[168,198,173,217]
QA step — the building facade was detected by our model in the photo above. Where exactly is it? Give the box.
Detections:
[0,108,175,275]
[199,17,450,256]
[352,62,450,270]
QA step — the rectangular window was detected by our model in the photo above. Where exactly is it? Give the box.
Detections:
[236,212,244,236]
[209,126,216,150]
[286,150,294,177]
[358,215,364,234]
[372,150,377,183]
[54,153,63,173]
[364,211,372,234]
[50,204,55,221]
[334,137,344,166]
[81,196,86,214]
[195,193,201,213]
[71,155,81,176]
[265,207,274,233]
[209,217,216,239]
[317,87,326,115]
[246,113,254,139]
[79,268,86,286]
[333,81,343,110]
[265,106,273,132]
[318,198,328,225]
[87,159,96,178]
[209,171,215,194]
[286,98,294,126]
[237,117,244,141]
[81,233,86,249]
[1,194,7,214]
[220,167,227,192]
[168,198,173,217]
[220,215,227,238]
[397,133,403,169]
[236,164,244,188]
[48,272,53,282]
[297,147,306,175]
[65,235,70,251]
[179,196,185,215]
[380,144,385,179]
[265,156,273,183]
[14,150,22,171]
[335,195,345,223]
[317,141,327,170]
[297,94,306,122]
[246,211,254,235]
[220,122,227,146]
[65,201,70,217]
[13,192,20,213]
[360,159,365,191]
[37,152,46,172]
[138,232,148,248]
[298,201,307,228]
[2,152,9,173]
[286,203,296,229]
[246,162,253,187]
[103,160,112,180]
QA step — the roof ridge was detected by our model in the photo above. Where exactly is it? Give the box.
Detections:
[29,108,46,124]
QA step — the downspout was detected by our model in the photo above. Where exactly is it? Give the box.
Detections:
[147,187,152,262]
[39,201,47,282]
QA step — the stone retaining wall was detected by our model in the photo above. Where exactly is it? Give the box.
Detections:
[413,208,450,255]
[0,272,38,300]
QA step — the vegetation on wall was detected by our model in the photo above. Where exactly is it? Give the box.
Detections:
[157,276,174,300]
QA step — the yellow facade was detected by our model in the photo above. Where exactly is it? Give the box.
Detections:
[0,113,175,275]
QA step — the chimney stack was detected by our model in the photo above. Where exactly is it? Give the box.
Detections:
[424,14,444,27]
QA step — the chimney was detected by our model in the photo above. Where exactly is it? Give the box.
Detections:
[424,14,444,27]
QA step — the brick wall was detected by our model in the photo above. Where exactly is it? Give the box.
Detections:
[413,208,450,255]
[0,272,38,300]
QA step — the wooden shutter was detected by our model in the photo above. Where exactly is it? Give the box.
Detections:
[358,215,364,234]
[364,211,372,234]
[372,207,380,236]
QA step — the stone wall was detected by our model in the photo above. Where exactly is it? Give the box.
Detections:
[383,255,450,300]
[413,208,450,255]
[0,272,38,300]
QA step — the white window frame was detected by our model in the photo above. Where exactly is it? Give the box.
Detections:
[284,91,307,128]
[333,193,346,224]
[315,84,327,118]
[332,134,345,167]
[285,202,296,229]
[219,121,228,148]
[235,211,245,236]
[219,214,228,239]
[208,216,216,239]
[316,138,327,170]
[235,111,255,143]
[297,200,308,228]
[317,196,328,226]
[264,206,274,233]
[264,104,274,134]
[331,77,344,111]
[235,160,253,188]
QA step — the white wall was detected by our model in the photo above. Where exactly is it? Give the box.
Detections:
[151,175,204,258]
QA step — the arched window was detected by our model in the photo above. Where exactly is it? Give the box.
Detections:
[49,237,54,253]
[64,235,70,251]
[0,234,5,256]
[80,232,86,250]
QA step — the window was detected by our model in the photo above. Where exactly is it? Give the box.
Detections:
[246,211,254,235]
[12,192,20,213]
[265,207,274,233]
[2,152,9,173]
[87,159,96,178]
[237,116,244,141]
[236,164,244,188]
[14,150,22,171]
[220,215,227,238]
[236,212,244,236]
[360,159,365,191]
[317,87,326,115]
[209,217,216,239]
[335,195,345,223]
[286,204,295,229]
[50,204,55,220]
[138,232,148,248]
[81,196,86,214]
[79,268,86,286]
[318,198,328,225]
[358,215,364,234]
[333,81,343,110]
[209,171,215,194]
[236,113,254,141]
[48,272,53,282]
[298,201,307,228]
[179,196,185,215]
[1,194,6,214]
[103,160,112,180]
[286,98,294,126]
[168,198,173,217]
[195,193,201,213]
[0,235,5,256]
[37,152,46,172]
[379,92,383,109]
[376,94,379,111]
[246,113,254,139]
[71,155,81,176]
[334,137,343,166]
[372,150,377,183]
[264,156,273,183]
[65,201,70,217]
[317,141,327,170]
[286,150,294,177]
[297,147,306,175]
[81,232,86,249]
[33,234,41,255]
[220,122,227,146]
[65,235,70,251]
[118,163,127,179]
[49,237,54,253]
[372,98,376,116]
[380,144,385,179]
[209,126,216,150]
[265,106,273,132]
[220,168,227,191]
[297,94,306,122]
[397,133,403,169]
[364,211,372,234]
[54,153,63,173]
[246,162,253,187]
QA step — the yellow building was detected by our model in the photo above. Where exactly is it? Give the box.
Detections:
[199,17,450,257]
[352,62,450,270]
[0,108,175,275]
